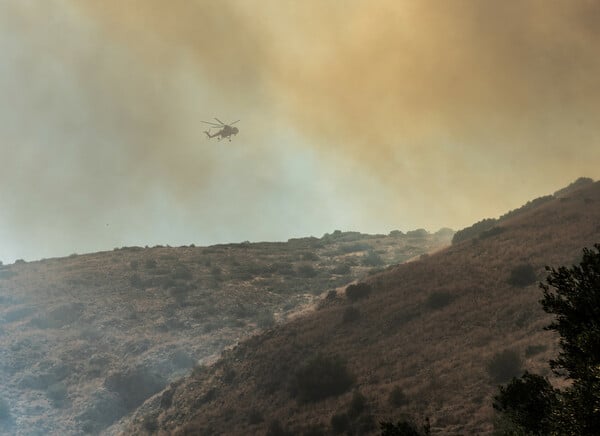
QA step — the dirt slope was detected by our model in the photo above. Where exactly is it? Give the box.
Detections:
[0,229,450,435]
[129,181,600,435]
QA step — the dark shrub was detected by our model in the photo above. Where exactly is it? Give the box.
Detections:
[425,291,453,310]
[257,310,276,329]
[331,413,350,434]
[266,420,291,436]
[129,274,143,289]
[172,264,192,280]
[292,355,354,403]
[326,290,337,300]
[493,372,557,435]
[302,424,326,436]
[331,263,351,275]
[508,264,537,287]
[380,419,427,436]
[271,262,295,276]
[339,243,371,254]
[129,260,139,270]
[300,251,319,261]
[406,229,429,238]
[342,306,360,323]
[297,264,318,278]
[487,350,523,383]
[347,391,367,418]
[345,283,372,302]
[524,344,547,357]
[479,226,505,239]
[104,367,166,411]
[388,386,408,407]
[362,251,384,266]
[47,382,68,406]
[452,218,497,244]
[144,259,157,269]
[247,408,263,425]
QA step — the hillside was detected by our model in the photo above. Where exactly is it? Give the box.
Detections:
[127,180,600,435]
[0,229,451,435]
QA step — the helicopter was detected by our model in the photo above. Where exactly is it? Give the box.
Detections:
[201,118,240,141]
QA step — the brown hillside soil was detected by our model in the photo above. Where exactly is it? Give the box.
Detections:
[129,182,600,435]
[0,230,450,435]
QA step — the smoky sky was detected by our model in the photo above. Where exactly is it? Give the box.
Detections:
[1,1,599,262]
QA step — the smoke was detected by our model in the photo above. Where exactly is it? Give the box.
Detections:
[75,0,600,203]
[1,1,599,261]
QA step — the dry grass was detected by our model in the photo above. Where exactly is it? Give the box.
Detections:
[0,231,449,435]
[127,181,600,435]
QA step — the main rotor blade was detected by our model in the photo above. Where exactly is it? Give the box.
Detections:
[229,120,240,125]
[201,120,221,126]
[214,117,225,125]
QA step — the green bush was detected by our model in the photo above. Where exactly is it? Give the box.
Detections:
[292,355,354,403]
[508,263,537,287]
[487,349,523,383]
[345,283,372,302]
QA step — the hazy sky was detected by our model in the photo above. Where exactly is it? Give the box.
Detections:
[1,1,599,263]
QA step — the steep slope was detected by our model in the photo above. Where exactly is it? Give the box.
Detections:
[130,181,600,435]
[0,230,451,435]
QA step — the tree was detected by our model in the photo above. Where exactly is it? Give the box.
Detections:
[494,244,600,435]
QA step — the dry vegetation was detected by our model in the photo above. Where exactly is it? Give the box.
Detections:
[124,180,600,435]
[0,229,450,435]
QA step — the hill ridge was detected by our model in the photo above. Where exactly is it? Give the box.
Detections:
[127,179,600,435]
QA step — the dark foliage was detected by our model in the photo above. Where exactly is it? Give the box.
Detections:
[425,291,453,310]
[493,371,557,435]
[508,263,537,287]
[266,419,292,436]
[380,418,430,436]
[388,386,408,407]
[487,349,523,384]
[406,229,429,238]
[494,245,600,435]
[345,283,372,302]
[297,264,318,278]
[479,226,506,239]
[292,355,354,403]
[342,306,361,323]
[452,218,497,244]
[347,391,367,418]
[362,251,384,266]
[331,413,350,434]
[144,259,157,269]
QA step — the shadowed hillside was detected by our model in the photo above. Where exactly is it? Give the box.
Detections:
[126,180,600,435]
[0,230,451,435]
